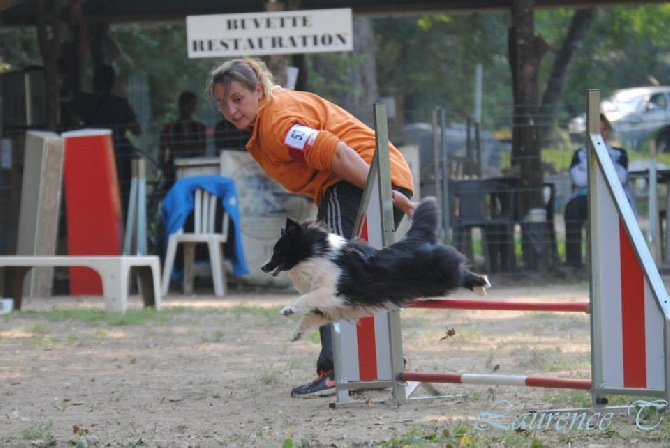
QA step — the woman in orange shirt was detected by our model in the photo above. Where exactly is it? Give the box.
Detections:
[206,57,414,398]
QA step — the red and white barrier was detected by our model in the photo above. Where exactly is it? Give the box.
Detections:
[409,299,589,313]
[62,129,123,294]
[333,93,670,407]
[589,98,670,399]
[331,112,404,403]
[400,372,592,391]
[332,180,396,403]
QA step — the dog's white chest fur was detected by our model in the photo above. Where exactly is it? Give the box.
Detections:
[289,233,345,294]
[289,257,340,294]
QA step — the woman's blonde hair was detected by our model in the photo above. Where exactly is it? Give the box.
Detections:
[204,58,282,106]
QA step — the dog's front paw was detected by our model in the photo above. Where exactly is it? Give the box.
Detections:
[290,330,303,342]
[474,275,491,296]
[280,305,294,316]
[473,286,487,296]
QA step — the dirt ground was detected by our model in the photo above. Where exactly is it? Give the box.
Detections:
[1,275,669,447]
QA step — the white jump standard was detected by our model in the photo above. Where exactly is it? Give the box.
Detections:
[331,92,670,407]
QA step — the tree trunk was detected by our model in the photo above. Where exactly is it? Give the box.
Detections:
[345,17,379,126]
[265,1,288,87]
[309,17,378,127]
[86,20,110,71]
[36,0,64,131]
[539,8,597,146]
[509,0,547,214]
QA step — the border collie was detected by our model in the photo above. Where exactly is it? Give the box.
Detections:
[261,196,490,341]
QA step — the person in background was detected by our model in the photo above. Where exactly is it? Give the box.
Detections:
[205,57,415,398]
[159,91,208,193]
[71,63,141,217]
[564,113,634,271]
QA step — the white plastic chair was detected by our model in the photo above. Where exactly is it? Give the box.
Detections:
[161,188,229,297]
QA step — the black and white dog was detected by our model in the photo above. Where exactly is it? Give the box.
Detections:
[261,196,490,341]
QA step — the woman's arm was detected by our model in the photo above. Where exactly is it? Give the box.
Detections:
[329,141,369,189]
[330,142,416,216]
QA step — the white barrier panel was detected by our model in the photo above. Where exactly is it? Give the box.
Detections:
[588,109,670,400]
[332,104,401,405]
[333,185,395,405]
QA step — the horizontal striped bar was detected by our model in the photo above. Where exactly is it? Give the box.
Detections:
[400,371,592,390]
[408,299,589,313]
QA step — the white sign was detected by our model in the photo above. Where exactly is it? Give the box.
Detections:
[186,8,353,58]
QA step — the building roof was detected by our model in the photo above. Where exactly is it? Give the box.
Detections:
[1,0,666,26]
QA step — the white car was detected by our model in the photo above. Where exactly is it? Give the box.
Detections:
[570,86,670,152]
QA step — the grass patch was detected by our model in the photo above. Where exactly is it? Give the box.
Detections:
[259,370,280,385]
[230,305,284,324]
[15,307,178,326]
[546,389,593,408]
[375,403,670,448]
[26,333,58,348]
[546,353,591,372]
[201,330,225,343]
[21,420,54,447]
[308,330,320,344]
[9,306,287,327]
[377,424,544,448]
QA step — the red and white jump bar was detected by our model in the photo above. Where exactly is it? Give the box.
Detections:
[399,372,592,390]
[408,299,589,313]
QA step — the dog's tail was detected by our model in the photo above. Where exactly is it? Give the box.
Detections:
[404,196,439,243]
[460,269,491,296]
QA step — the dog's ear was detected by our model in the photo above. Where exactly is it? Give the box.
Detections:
[285,217,300,234]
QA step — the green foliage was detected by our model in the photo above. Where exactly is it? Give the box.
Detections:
[560,5,670,119]
[305,52,367,105]
[0,27,40,70]
[3,4,670,144]
[374,13,511,127]
[109,23,223,129]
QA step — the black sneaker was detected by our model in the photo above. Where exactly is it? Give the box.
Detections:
[291,370,336,398]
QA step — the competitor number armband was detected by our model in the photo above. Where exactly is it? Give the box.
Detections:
[284,124,318,161]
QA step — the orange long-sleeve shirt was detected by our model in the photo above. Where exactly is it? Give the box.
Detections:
[245,89,414,205]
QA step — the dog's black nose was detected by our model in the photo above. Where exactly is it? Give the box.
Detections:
[261,263,272,273]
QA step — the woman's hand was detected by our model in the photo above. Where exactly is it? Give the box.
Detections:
[392,190,418,217]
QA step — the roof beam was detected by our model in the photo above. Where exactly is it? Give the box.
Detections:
[1,0,668,27]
